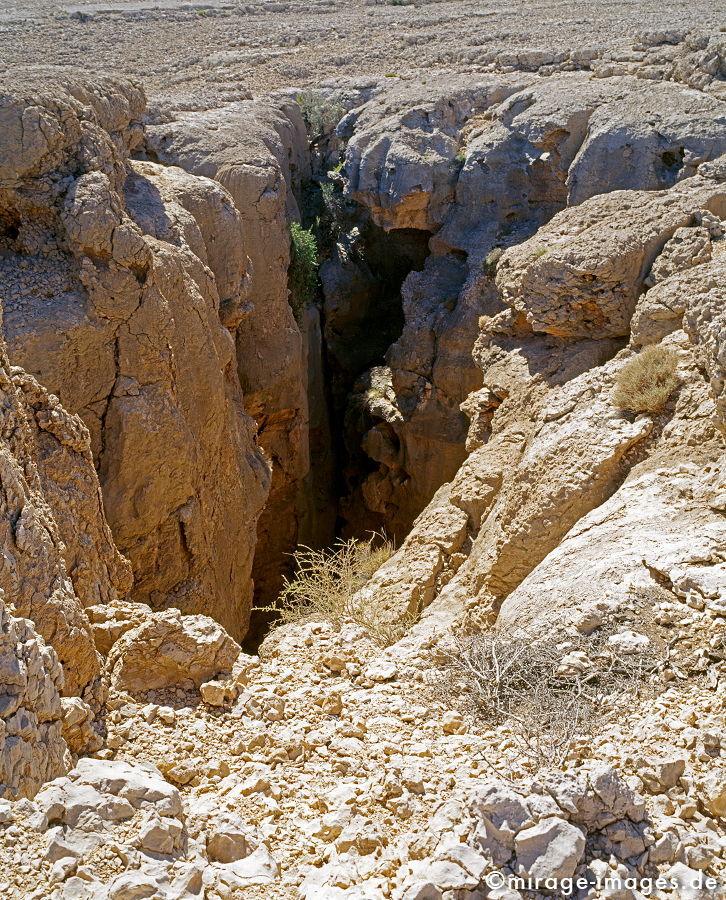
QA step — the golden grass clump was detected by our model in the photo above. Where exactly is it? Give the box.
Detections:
[264,537,414,647]
[612,345,679,414]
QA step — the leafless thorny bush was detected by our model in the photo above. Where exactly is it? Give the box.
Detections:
[433,616,669,770]
[259,536,415,647]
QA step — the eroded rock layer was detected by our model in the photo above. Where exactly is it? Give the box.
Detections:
[0,45,725,899]
[0,76,270,639]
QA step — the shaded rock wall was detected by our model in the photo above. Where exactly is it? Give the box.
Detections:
[145,99,327,605]
[338,73,726,540]
[361,163,726,641]
[0,76,270,640]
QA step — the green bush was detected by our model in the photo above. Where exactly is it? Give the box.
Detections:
[320,179,344,223]
[613,345,679,414]
[288,222,318,316]
[297,90,344,138]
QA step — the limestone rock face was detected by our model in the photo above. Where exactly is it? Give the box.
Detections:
[13,371,133,610]
[683,254,726,434]
[495,179,726,340]
[340,73,726,539]
[0,76,270,639]
[106,608,242,694]
[344,75,531,233]
[364,162,726,640]
[0,319,110,701]
[0,597,70,800]
[499,456,726,634]
[145,99,320,605]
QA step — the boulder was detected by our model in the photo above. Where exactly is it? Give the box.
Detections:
[36,757,183,822]
[106,608,241,693]
[60,698,103,757]
[206,815,257,863]
[514,817,585,880]
[85,598,156,656]
[699,769,726,819]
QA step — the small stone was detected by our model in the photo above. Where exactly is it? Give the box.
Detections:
[607,631,650,654]
[363,659,397,682]
[157,706,176,725]
[442,711,467,735]
[200,679,237,706]
[699,769,726,818]
[138,812,183,854]
[161,761,195,786]
[207,816,255,862]
[316,691,343,716]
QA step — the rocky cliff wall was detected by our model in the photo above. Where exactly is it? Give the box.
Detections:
[362,161,726,646]
[337,73,726,539]
[0,76,271,640]
[145,99,330,606]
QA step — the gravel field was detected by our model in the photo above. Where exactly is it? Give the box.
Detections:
[2,0,723,104]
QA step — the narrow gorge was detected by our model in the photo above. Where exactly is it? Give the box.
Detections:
[0,11,725,900]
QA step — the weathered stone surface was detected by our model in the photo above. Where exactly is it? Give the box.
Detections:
[60,698,103,757]
[495,179,726,340]
[0,317,104,701]
[0,597,70,800]
[514,817,585,879]
[341,75,726,539]
[371,164,726,641]
[0,77,271,639]
[106,608,241,693]
[498,455,726,635]
[683,254,726,434]
[13,372,133,610]
[145,98,321,606]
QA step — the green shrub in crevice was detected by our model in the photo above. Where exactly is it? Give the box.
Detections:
[288,222,319,319]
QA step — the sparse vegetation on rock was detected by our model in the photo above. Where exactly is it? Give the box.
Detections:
[260,536,414,646]
[296,90,344,139]
[613,345,680,413]
[288,221,319,317]
[436,619,666,769]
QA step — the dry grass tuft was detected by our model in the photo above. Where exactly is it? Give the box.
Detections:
[612,345,679,414]
[262,537,412,647]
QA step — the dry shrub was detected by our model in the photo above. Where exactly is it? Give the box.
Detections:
[263,537,412,647]
[613,345,679,414]
[435,621,666,769]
